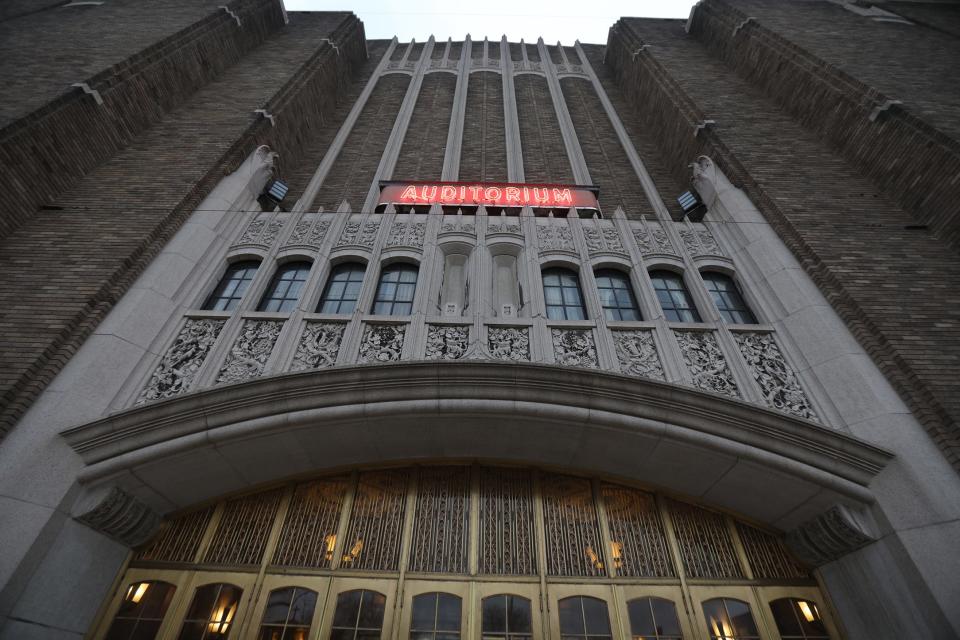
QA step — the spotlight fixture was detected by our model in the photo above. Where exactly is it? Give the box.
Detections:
[677,189,707,222]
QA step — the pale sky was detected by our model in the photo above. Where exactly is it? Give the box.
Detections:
[285,0,696,44]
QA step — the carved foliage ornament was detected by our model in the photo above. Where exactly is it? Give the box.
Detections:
[358,324,406,363]
[488,327,530,361]
[291,322,346,371]
[216,320,283,384]
[612,330,665,380]
[337,220,380,248]
[674,330,739,397]
[137,318,225,403]
[425,325,469,360]
[734,332,818,421]
[552,328,599,368]
[537,223,575,252]
[632,222,675,256]
[583,224,625,254]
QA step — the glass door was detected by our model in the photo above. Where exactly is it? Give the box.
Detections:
[316,577,397,640]
[474,581,543,640]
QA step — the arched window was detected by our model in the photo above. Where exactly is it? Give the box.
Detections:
[558,596,612,639]
[257,587,318,640]
[178,583,242,639]
[627,597,683,639]
[258,261,312,312]
[372,263,418,315]
[318,262,366,314]
[409,592,461,638]
[595,268,641,321]
[702,598,760,640]
[330,589,386,639]
[203,260,260,311]
[769,598,830,639]
[701,272,757,324]
[649,270,701,322]
[482,594,532,639]
[104,581,176,640]
[542,268,587,320]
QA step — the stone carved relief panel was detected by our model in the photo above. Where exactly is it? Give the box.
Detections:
[358,324,406,363]
[612,330,665,380]
[631,219,676,256]
[537,222,575,252]
[425,325,469,360]
[137,318,225,404]
[216,320,283,384]
[285,213,331,249]
[551,328,599,368]
[236,213,287,248]
[440,216,476,235]
[487,214,522,235]
[290,322,346,371]
[674,330,739,398]
[387,220,427,249]
[583,222,625,255]
[336,219,380,249]
[734,332,818,421]
[488,327,530,361]
[237,213,267,245]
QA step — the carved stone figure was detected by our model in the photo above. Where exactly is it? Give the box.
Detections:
[734,332,818,421]
[216,320,283,384]
[488,327,530,361]
[291,322,346,371]
[612,330,665,380]
[137,318,225,403]
[425,325,469,360]
[674,330,739,397]
[358,324,406,363]
[552,329,599,368]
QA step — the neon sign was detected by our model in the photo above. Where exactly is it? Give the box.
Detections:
[378,180,599,209]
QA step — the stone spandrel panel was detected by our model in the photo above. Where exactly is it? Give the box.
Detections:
[551,328,599,368]
[290,322,346,371]
[358,324,406,364]
[137,318,226,404]
[674,330,739,398]
[582,220,626,255]
[235,212,288,248]
[631,218,677,257]
[425,325,469,360]
[386,220,427,249]
[336,216,380,249]
[284,212,332,250]
[612,330,665,380]
[216,320,283,385]
[536,221,576,253]
[733,332,819,421]
[487,327,530,361]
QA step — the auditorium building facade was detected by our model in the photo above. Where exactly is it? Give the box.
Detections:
[1,1,959,639]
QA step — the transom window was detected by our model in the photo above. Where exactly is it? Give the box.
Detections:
[482,594,533,639]
[649,270,701,323]
[178,583,242,640]
[769,598,830,639]
[542,268,587,320]
[409,592,461,639]
[372,263,418,315]
[318,262,366,314]
[330,589,386,640]
[627,597,683,640]
[558,596,612,639]
[701,272,756,324]
[258,587,318,640]
[595,269,641,321]
[204,260,259,311]
[105,581,176,640]
[702,598,760,640]
[258,261,312,312]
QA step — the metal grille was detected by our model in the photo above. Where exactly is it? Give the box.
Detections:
[479,467,537,575]
[737,522,809,579]
[541,474,605,577]
[668,500,744,579]
[136,506,213,563]
[343,470,410,571]
[272,476,349,568]
[203,489,283,566]
[408,467,470,574]
[600,484,675,577]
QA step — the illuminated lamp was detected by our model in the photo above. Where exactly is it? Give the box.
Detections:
[677,189,707,222]
[263,179,289,204]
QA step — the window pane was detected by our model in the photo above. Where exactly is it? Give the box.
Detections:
[130,620,163,640]
[259,262,312,312]
[281,628,310,640]
[176,621,206,640]
[581,598,611,635]
[703,599,732,640]
[288,589,317,626]
[263,589,294,624]
[769,599,803,636]
[627,599,656,636]
[411,593,437,631]
[358,591,386,629]
[105,618,137,640]
[436,593,461,631]
[258,626,286,640]
[482,596,507,633]
[374,265,418,316]
[726,600,758,637]
[507,597,532,633]
[184,585,219,621]
[558,598,584,634]
[204,261,260,311]
[651,270,700,323]
[649,598,682,636]
[333,590,362,628]
[702,272,755,324]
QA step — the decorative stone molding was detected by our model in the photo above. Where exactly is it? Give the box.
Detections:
[487,214,522,235]
[680,222,724,258]
[237,213,268,244]
[425,325,469,360]
[137,318,225,404]
[440,216,476,235]
[674,330,739,397]
[285,214,331,249]
[786,505,876,566]
[74,486,160,547]
[336,220,380,248]
[216,320,283,384]
[260,215,287,247]
[291,322,346,371]
[583,222,626,255]
[359,324,406,363]
[551,328,599,368]
[236,212,287,248]
[387,221,427,248]
[632,218,676,256]
[612,330,665,380]
[537,223,575,252]
[734,332,818,421]
[487,327,530,361]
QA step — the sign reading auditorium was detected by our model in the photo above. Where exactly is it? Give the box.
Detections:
[379,180,600,209]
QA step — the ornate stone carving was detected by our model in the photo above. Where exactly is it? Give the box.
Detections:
[674,330,739,397]
[386,221,427,248]
[679,227,700,256]
[337,220,380,248]
[358,324,406,363]
[290,322,346,371]
[286,215,331,249]
[409,222,426,247]
[216,320,283,384]
[734,332,818,421]
[786,506,876,566]
[237,214,267,244]
[488,215,521,234]
[537,223,575,252]
[440,217,475,235]
[425,325,469,360]
[137,318,225,403]
[75,486,161,547]
[612,330,665,380]
[584,223,625,254]
[307,220,331,247]
[632,221,675,256]
[488,327,530,361]
[697,227,722,256]
[551,328,599,368]
[287,218,314,245]
[260,216,286,246]
[388,222,405,246]
[583,226,603,252]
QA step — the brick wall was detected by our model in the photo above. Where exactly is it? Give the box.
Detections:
[0,11,367,438]
[515,75,574,184]
[605,17,960,473]
[459,71,508,182]
[393,73,457,181]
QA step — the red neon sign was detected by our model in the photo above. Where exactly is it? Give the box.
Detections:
[378,181,599,210]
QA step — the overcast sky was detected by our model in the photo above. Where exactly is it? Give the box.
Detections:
[286,0,697,44]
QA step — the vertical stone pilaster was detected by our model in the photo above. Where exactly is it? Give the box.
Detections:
[501,36,525,182]
[442,36,472,181]
[539,39,592,185]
